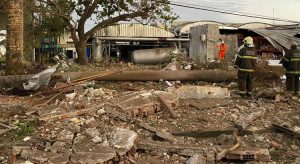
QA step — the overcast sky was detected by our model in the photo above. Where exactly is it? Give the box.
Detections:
[171,0,300,24]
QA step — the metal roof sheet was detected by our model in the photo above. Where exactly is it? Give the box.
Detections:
[249,28,300,50]
[94,24,174,38]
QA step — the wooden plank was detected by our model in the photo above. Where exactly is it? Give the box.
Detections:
[157,95,179,119]
[39,104,103,121]
[106,109,177,143]
[272,123,300,139]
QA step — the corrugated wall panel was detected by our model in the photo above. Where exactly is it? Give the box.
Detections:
[95,24,174,38]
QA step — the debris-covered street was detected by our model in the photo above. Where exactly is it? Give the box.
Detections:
[0,60,299,163]
[1,0,300,163]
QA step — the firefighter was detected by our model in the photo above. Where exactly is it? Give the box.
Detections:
[281,42,300,95]
[217,41,228,60]
[234,36,257,97]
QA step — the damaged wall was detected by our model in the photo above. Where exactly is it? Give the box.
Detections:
[189,24,220,62]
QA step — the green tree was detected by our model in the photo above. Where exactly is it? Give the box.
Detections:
[36,0,177,65]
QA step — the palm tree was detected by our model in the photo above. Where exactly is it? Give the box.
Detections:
[5,0,24,75]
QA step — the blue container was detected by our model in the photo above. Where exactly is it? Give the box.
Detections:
[86,47,91,58]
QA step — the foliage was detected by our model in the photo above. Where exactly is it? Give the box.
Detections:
[16,121,36,139]
[35,0,178,65]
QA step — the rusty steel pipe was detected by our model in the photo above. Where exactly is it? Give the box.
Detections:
[59,70,237,82]
[0,70,237,89]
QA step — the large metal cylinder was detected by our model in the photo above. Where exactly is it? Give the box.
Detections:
[131,48,176,64]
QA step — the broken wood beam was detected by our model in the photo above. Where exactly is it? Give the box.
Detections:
[157,95,179,119]
[137,139,204,156]
[106,109,177,143]
[171,128,272,138]
[272,124,300,139]
[39,104,103,121]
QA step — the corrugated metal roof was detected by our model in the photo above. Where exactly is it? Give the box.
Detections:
[249,28,300,50]
[238,22,274,29]
[94,24,174,38]
[173,21,236,34]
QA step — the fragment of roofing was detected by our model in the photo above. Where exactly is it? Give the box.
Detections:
[173,20,237,35]
[94,23,175,38]
[247,28,300,51]
[237,22,275,29]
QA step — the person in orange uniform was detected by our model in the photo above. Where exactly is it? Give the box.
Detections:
[217,41,228,60]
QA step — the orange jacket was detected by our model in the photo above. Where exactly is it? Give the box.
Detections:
[217,43,228,52]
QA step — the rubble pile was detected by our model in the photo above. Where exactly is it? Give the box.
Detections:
[0,62,299,163]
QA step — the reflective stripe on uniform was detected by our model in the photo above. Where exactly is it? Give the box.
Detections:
[286,71,300,74]
[236,55,257,59]
[290,58,300,61]
[242,56,257,59]
[239,68,255,72]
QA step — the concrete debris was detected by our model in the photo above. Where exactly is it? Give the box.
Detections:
[50,141,70,154]
[114,91,178,117]
[23,136,31,142]
[216,134,237,145]
[85,127,100,138]
[235,107,266,130]
[92,136,103,143]
[67,123,81,133]
[189,98,230,110]
[225,148,271,161]
[72,142,117,163]
[108,128,138,150]
[186,154,206,164]
[57,130,74,142]
[96,108,106,115]
[164,59,178,71]
[12,147,69,164]
[170,85,230,99]
[137,139,204,156]
[65,92,77,100]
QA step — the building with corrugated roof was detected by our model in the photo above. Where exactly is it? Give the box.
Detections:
[92,23,189,61]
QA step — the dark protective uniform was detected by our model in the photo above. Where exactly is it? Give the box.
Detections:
[234,46,257,96]
[281,48,300,95]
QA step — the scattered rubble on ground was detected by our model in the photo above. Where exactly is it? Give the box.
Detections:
[0,61,299,164]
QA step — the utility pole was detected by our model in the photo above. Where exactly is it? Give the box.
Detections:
[273,8,275,25]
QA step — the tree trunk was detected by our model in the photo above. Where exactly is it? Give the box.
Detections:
[76,40,88,65]
[5,0,24,75]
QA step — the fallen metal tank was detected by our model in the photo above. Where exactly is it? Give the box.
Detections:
[131,47,177,64]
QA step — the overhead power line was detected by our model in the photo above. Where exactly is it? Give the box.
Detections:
[169,1,300,24]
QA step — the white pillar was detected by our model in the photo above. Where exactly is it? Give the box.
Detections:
[92,38,103,61]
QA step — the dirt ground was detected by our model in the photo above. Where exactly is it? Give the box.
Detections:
[0,61,299,163]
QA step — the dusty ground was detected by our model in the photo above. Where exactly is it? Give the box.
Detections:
[0,61,299,163]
